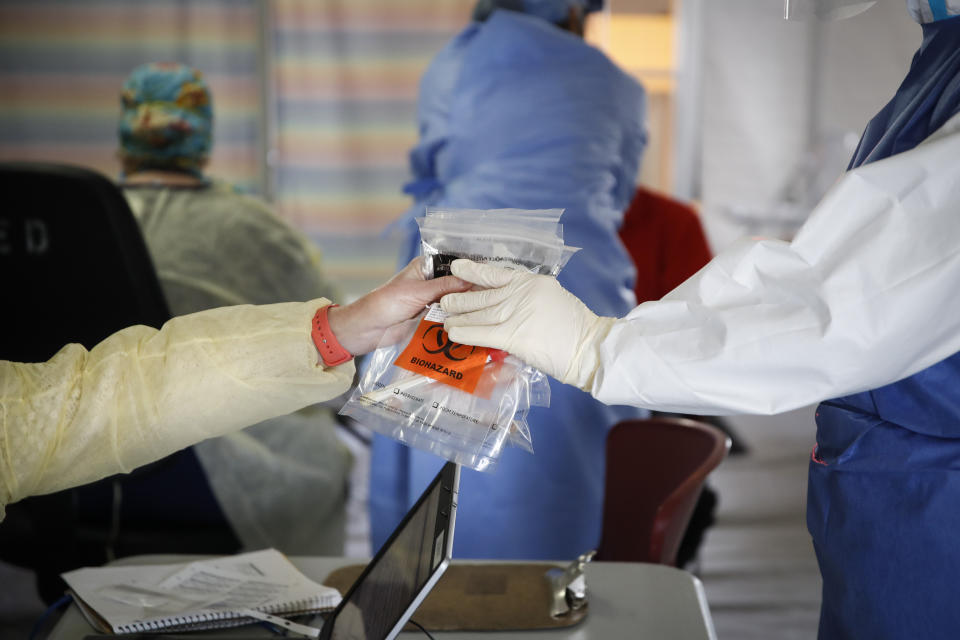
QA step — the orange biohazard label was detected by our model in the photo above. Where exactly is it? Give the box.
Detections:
[394,318,490,394]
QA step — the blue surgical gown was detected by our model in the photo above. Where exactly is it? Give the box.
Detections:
[808,16,960,639]
[371,10,649,559]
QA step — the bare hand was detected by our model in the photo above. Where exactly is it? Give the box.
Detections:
[327,258,471,356]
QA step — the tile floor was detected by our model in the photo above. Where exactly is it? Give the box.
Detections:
[700,406,822,639]
[0,406,824,639]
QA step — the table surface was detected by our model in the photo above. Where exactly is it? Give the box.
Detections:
[48,555,717,640]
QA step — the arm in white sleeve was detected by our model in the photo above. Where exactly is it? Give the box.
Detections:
[593,119,960,415]
[0,298,354,517]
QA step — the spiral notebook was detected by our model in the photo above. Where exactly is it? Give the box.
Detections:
[61,549,340,634]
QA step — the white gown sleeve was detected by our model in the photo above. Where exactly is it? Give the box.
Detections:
[0,299,354,517]
[592,117,960,415]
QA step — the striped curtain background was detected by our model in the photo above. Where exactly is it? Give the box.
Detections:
[0,0,468,295]
[268,0,467,291]
[270,0,466,232]
[0,0,262,191]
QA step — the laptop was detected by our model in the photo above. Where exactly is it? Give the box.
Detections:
[320,461,460,640]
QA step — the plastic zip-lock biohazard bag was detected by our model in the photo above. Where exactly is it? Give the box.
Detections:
[339,304,537,471]
[418,207,577,278]
[339,208,577,471]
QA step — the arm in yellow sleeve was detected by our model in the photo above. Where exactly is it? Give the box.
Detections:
[0,298,353,518]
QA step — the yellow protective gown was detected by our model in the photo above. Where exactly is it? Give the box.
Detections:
[0,299,354,522]
[124,182,340,310]
[123,181,352,554]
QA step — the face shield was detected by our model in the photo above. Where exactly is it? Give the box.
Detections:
[783,0,877,20]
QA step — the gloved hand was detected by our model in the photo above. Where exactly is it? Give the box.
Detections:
[328,258,470,356]
[441,259,617,390]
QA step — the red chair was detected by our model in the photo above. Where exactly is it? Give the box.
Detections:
[596,417,731,566]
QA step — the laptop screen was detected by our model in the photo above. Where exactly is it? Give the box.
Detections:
[325,462,459,640]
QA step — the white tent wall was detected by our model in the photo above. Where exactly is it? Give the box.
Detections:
[817,1,920,135]
[693,0,919,252]
[700,2,811,210]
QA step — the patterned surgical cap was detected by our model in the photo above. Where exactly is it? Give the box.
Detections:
[119,62,213,177]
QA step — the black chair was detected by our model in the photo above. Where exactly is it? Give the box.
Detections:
[0,162,240,603]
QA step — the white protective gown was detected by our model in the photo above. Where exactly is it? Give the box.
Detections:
[593,114,960,415]
[0,299,355,522]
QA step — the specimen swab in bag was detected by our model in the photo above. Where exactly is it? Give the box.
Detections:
[339,208,577,471]
[419,208,577,277]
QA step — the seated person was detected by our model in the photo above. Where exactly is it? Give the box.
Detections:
[116,62,348,554]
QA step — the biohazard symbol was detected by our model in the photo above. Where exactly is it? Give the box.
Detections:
[394,318,489,394]
[421,323,476,361]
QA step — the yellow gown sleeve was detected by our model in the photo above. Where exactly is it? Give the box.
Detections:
[0,298,354,519]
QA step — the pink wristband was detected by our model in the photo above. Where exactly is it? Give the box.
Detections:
[311,304,353,367]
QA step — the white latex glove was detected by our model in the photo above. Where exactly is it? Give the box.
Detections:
[441,259,616,390]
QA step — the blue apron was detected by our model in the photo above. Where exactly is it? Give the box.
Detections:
[371,11,648,559]
[809,16,960,639]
